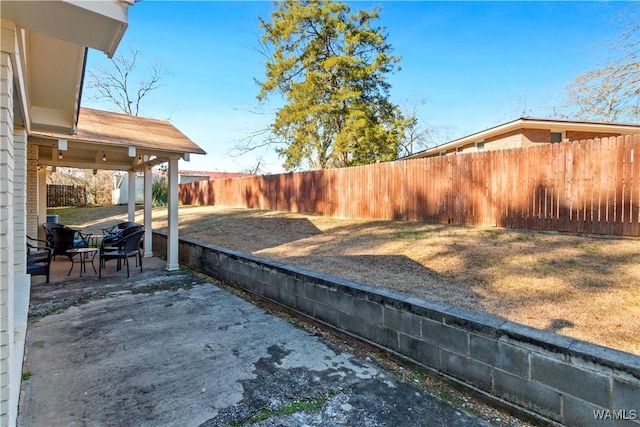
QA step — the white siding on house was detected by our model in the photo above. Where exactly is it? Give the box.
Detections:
[1,25,31,427]
[13,129,26,275]
[0,46,16,427]
[113,172,145,205]
[10,129,29,427]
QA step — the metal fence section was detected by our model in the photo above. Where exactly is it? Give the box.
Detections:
[179,134,640,236]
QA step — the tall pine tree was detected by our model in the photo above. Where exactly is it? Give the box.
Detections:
[257,0,409,170]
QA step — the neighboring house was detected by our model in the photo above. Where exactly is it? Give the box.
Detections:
[113,170,251,204]
[405,117,640,159]
[112,171,146,205]
[178,170,252,184]
[112,169,163,205]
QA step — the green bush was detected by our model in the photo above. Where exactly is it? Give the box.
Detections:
[152,178,168,207]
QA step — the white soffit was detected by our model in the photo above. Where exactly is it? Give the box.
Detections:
[2,0,131,133]
[1,0,129,58]
[27,32,85,133]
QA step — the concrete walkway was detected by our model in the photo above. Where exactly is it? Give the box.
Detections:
[19,260,494,426]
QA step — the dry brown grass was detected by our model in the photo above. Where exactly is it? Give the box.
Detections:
[56,204,640,356]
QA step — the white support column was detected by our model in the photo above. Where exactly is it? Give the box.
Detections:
[37,166,47,238]
[143,164,153,258]
[127,170,136,222]
[166,158,179,271]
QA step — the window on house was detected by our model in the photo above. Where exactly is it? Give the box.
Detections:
[551,132,563,143]
[476,142,485,152]
[456,147,464,153]
[440,151,447,156]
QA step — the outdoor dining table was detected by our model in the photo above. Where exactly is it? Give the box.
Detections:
[66,247,99,277]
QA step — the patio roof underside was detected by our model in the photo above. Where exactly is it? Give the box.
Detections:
[28,107,206,172]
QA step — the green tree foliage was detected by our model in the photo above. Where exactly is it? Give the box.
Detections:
[257,0,409,170]
[152,177,168,207]
[565,8,639,123]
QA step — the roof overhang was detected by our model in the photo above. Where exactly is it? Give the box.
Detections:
[28,135,175,172]
[29,108,206,172]
[406,117,640,159]
[2,1,129,58]
[1,1,130,134]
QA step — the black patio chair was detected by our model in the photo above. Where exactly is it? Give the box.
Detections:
[51,225,91,260]
[100,224,143,260]
[101,221,138,242]
[42,222,64,249]
[100,224,143,258]
[99,229,145,278]
[27,236,52,283]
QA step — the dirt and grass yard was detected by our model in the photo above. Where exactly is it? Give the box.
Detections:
[53,204,640,356]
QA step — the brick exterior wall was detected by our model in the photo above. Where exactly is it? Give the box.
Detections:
[520,128,551,146]
[455,129,625,154]
[26,144,39,238]
[566,131,620,141]
[0,48,15,427]
[455,143,478,154]
[485,129,525,149]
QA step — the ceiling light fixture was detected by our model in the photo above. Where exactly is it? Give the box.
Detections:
[102,151,107,162]
[58,151,63,160]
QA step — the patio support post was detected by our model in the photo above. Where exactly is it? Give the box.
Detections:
[37,164,47,239]
[166,157,179,271]
[127,170,135,222]
[143,164,153,258]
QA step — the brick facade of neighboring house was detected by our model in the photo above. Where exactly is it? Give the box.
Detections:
[407,117,640,159]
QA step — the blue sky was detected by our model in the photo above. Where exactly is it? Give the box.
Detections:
[81,1,634,173]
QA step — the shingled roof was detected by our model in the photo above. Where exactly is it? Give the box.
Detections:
[76,108,206,155]
[31,107,205,155]
[29,108,206,170]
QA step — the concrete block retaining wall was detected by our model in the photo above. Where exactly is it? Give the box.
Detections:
[153,232,640,426]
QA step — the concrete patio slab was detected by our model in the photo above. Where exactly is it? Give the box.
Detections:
[19,261,496,426]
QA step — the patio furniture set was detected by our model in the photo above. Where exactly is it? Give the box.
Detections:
[27,221,145,283]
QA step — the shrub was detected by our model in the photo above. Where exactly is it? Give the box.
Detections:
[152,177,168,207]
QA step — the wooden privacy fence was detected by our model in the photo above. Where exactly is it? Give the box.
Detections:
[180,134,640,236]
[47,184,87,207]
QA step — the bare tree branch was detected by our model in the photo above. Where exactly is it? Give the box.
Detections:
[564,6,639,122]
[86,45,167,116]
[230,126,283,158]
